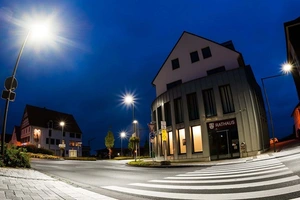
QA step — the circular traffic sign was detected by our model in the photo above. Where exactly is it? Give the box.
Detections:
[4,77,18,91]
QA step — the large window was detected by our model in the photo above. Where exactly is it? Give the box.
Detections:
[164,102,172,126]
[174,97,184,124]
[190,51,199,63]
[192,126,203,152]
[219,85,235,114]
[203,89,217,117]
[157,106,162,129]
[152,110,156,123]
[167,80,182,90]
[168,131,174,155]
[171,58,180,70]
[207,66,225,75]
[187,93,199,120]
[178,129,186,154]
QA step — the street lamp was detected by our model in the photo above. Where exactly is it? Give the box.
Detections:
[261,63,292,152]
[59,121,65,157]
[123,94,139,159]
[120,131,126,156]
[1,22,52,156]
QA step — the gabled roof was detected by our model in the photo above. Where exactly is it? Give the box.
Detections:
[24,104,82,133]
[151,31,243,85]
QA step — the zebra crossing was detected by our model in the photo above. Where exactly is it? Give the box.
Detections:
[103,156,300,200]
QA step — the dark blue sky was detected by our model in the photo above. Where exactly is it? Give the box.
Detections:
[0,0,299,153]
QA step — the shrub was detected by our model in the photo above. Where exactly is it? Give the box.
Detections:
[128,160,160,167]
[27,153,60,160]
[160,160,171,166]
[4,145,30,168]
[22,144,54,155]
[63,157,96,161]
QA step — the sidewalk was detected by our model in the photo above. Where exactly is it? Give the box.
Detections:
[0,168,117,200]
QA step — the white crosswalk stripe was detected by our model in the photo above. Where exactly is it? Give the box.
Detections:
[102,158,300,199]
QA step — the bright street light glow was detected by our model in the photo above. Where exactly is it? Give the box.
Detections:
[60,121,65,127]
[121,132,126,138]
[282,62,293,73]
[30,23,51,39]
[133,120,138,124]
[124,95,134,105]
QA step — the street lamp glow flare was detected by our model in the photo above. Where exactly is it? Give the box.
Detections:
[282,63,292,74]
[124,95,134,104]
[30,23,51,39]
[60,121,65,127]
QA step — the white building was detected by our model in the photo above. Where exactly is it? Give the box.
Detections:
[151,31,269,161]
[12,104,82,157]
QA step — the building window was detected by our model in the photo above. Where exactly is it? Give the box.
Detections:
[202,46,212,59]
[164,102,172,126]
[51,139,55,145]
[190,51,199,63]
[219,85,235,114]
[171,58,180,70]
[187,93,199,120]
[157,106,162,129]
[174,97,184,124]
[192,126,203,153]
[76,133,81,139]
[70,133,75,138]
[48,129,52,137]
[56,139,60,145]
[207,66,225,75]
[203,89,217,117]
[178,129,186,154]
[46,138,49,144]
[168,131,173,155]
[167,80,182,90]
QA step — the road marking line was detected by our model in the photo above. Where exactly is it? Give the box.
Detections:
[102,184,300,200]
[131,176,299,189]
[150,170,293,183]
[169,167,289,179]
[186,164,284,176]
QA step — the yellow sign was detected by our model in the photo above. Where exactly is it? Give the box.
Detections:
[162,129,167,141]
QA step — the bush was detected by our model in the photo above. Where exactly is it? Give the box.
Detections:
[4,145,30,168]
[27,153,60,160]
[128,160,160,167]
[22,144,54,155]
[63,157,96,161]
[160,160,171,166]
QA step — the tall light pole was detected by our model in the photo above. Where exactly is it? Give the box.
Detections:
[1,22,52,156]
[59,121,65,157]
[120,131,126,156]
[261,63,292,152]
[123,94,138,159]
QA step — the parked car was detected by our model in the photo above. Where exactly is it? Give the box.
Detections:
[270,138,278,144]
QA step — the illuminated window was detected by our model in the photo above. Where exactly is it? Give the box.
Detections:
[192,126,203,152]
[178,128,186,154]
[168,131,173,155]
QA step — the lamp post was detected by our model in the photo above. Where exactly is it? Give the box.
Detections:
[1,23,52,157]
[120,131,126,156]
[59,121,65,157]
[261,63,292,152]
[123,94,138,159]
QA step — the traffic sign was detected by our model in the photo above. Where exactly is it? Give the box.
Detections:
[4,77,17,91]
[150,132,155,139]
[1,90,16,101]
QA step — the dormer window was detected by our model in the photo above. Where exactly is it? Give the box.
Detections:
[190,51,199,63]
[171,58,180,70]
[202,47,212,59]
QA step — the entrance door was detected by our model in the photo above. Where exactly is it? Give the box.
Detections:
[209,130,239,160]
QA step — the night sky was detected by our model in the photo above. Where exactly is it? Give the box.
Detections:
[0,0,299,154]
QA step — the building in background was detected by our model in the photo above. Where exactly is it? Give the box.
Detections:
[151,31,269,161]
[284,17,300,138]
[15,104,82,157]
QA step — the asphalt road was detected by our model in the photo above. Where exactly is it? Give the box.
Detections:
[31,149,300,200]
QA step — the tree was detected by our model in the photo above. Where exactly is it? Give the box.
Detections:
[105,130,115,159]
[129,136,140,161]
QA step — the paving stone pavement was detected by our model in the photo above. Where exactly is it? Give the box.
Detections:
[0,168,117,200]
